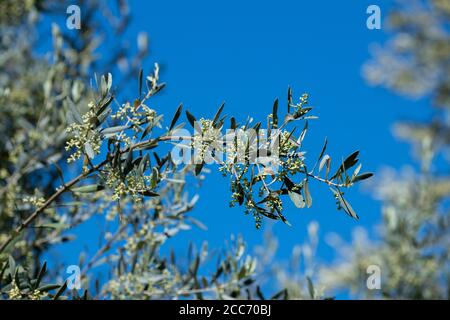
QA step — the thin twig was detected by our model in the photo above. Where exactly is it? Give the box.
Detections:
[0,159,108,254]
[0,136,193,254]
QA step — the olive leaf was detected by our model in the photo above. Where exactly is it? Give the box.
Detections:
[71,184,105,193]
[330,187,359,220]
[169,104,183,131]
[185,110,197,128]
[352,172,374,183]
[272,98,279,129]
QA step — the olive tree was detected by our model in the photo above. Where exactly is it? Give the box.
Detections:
[0,0,370,300]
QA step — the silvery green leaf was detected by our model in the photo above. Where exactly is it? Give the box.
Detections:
[289,191,305,208]
[66,98,83,124]
[319,154,330,172]
[330,187,359,220]
[304,179,313,208]
[101,125,129,135]
[84,142,95,159]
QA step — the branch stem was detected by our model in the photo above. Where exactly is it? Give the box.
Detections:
[0,159,108,254]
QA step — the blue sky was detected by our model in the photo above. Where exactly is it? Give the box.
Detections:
[119,0,420,255]
[45,0,432,296]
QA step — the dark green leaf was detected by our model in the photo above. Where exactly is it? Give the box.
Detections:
[140,123,153,141]
[138,68,143,98]
[169,104,183,131]
[153,152,162,167]
[287,87,292,113]
[96,95,114,117]
[185,110,197,128]
[274,207,291,226]
[53,281,67,300]
[0,262,8,290]
[140,190,159,197]
[284,177,296,191]
[331,151,359,180]
[270,288,288,300]
[272,98,279,129]
[152,82,166,95]
[255,206,279,220]
[194,162,204,176]
[8,255,16,278]
[71,184,105,193]
[307,276,315,299]
[315,137,328,169]
[150,167,159,188]
[230,117,237,130]
[138,153,149,176]
[34,262,47,290]
[212,102,225,127]
[236,183,244,205]
[256,285,265,300]
[123,151,134,176]
[343,151,359,170]
[38,284,61,292]
[96,107,112,127]
[211,265,223,284]
[352,172,373,183]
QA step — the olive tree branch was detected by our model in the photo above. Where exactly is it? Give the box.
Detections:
[0,159,108,254]
[0,135,193,255]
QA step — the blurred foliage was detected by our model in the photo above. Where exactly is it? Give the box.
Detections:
[253,221,331,300]
[0,0,370,300]
[320,0,450,299]
[364,0,450,107]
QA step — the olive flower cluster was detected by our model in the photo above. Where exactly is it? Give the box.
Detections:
[23,195,46,209]
[191,118,222,164]
[112,102,159,139]
[104,164,151,202]
[7,279,47,300]
[65,102,102,163]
